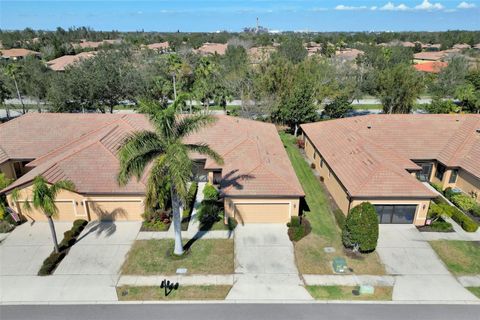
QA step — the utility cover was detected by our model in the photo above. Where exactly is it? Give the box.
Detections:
[176,268,188,274]
[359,285,375,295]
[332,257,347,273]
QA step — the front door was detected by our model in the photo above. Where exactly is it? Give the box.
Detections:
[374,205,416,224]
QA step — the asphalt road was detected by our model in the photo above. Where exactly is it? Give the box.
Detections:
[1,304,480,320]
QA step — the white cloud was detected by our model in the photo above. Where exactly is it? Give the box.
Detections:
[380,2,410,11]
[457,1,476,8]
[415,0,444,10]
[334,4,367,10]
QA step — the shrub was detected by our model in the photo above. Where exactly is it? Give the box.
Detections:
[433,196,448,205]
[428,202,453,221]
[0,220,14,233]
[471,205,480,217]
[227,217,238,231]
[197,200,221,227]
[203,183,219,200]
[333,209,346,229]
[342,202,379,253]
[183,182,198,219]
[450,206,479,232]
[73,219,88,229]
[430,220,453,232]
[142,210,171,224]
[430,182,443,193]
[38,252,66,276]
[450,193,476,212]
[287,216,311,242]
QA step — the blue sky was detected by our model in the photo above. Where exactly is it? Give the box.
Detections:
[0,0,479,32]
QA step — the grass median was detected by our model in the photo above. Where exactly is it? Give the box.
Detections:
[306,285,392,301]
[117,285,232,301]
[429,240,480,275]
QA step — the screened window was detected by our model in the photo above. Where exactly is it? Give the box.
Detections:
[449,169,458,184]
[435,163,446,181]
[374,205,416,224]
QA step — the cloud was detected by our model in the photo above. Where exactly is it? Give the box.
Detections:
[415,0,444,10]
[379,2,410,11]
[370,6,378,10]
[334,4,367,10]
[457,1,476,8]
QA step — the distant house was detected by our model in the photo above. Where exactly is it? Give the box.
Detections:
[46,52,96,71]
[334,48,364,61]
[0,48,41,61]
[196,43,228,55]
[422,43,442,51]
[72,39,121,49]
[453,43,471,50]
[413,61,448,74]
[248,46,276,64]
[305,42,322,56]
[413,51,447,62]
[474,43,480,51]
[146,41,170,53]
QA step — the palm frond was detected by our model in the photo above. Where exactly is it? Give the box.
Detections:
[50,180,75,197]
[165,143,193,202]
[117,131,165,185]
[144,155,170,211]
[174,113,217,139]
[186,143,224,165]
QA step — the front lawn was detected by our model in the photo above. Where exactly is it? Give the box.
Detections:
[121,239,234,275]
[429,240,480,275]
[117,285,232,301]
[280,132,385,275]
[467,287,480,299]
[306,285,392,301]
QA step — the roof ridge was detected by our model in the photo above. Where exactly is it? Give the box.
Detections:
[438,117,479,165]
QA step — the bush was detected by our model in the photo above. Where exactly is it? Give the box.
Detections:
[38,252,66,276]
[73,219,88,229]
[287,216,311,242]
[0,220,14,233]
[433,196,448,205]
[471,205,480,217]
[450,206,479,232]
[430,182,443,193]
[227,217,238,231]
[342,202,379,253]
[450,193,476,212]
[203,183,219,200]
[444,187,455,200]
[430,220,453,232]
[333,209,346,229]
[197,200,222,227]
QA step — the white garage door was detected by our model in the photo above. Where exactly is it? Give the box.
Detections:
[234,203,290,224]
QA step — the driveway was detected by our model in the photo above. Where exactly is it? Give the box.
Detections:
[226,224,312,301]
[377,225,478,301]
[0,221,140,303]
[55,221,141,276]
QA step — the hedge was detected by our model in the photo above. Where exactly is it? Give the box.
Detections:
[431,198,478,232]
[287,216,311,242]
[38,219,88,276]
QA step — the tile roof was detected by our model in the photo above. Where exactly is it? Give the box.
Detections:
[147,42,169,50]
[1,48,40,58]
[413,61,448,73]
[196,43,228,55]
[301,114,480,199]
[1,114,304,198]
[46,52,96,71]
[413,51,446,61]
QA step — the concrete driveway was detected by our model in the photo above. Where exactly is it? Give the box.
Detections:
[55,221,141,276]
[377,225,477,301]
[226,224,312,301]
[0,222,72,276]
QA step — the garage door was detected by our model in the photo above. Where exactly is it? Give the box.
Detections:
[234,203,290,224]
[19,201,77,221]
[374,205,416,224]
[86,200,143,221]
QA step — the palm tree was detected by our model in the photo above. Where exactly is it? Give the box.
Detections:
[4,64,26,114]
[118,99,223,255]
[12,176,75,253]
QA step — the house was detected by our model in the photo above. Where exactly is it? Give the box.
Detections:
[46,52,96,71]
[196,43,228,55]
[146,41,170,53]
[0,114,304,224]
[453,43,471,50]
[1,48,41,61]
[305,42,322,56]
[413,51,447,63]
[413,61,448,74]
[301,114,480,225]
[422,43,441,51]
[72,39,121,49]
[334,49,364,62]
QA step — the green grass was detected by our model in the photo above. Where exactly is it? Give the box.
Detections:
[352,104,383,110]
[121,239,234,275]
[467,287,480,298]
[306,285,392,301]
[429,241,480,275]
[280,132,385,275]
[117,285,232,301]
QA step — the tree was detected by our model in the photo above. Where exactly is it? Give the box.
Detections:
[342,202,379,253]
[277,37,307,64]
[13,176,75,253]
[455,83,480,114]
[117,99,223,255]
[323,96,353,119]
[430,56,469,98]
[374,64,423,114]
[20,57,49,112]
[0,77,12,120]
[0,173,13,220]
[425,99,459,114]
[4,64,26,114]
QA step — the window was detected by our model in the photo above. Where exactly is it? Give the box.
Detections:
[320,158,324,168]
[374,205,416,224]
[313,152,316,159]
[435,163,446,181]
[449,169,458,184]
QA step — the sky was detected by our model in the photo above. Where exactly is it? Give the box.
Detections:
[0,0,479,32]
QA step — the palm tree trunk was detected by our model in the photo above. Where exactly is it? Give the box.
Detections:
[13,78,25,114]
[171,189,184,255]
[47,215,60,253]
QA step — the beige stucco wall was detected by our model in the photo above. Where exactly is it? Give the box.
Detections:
[224,197,300,224]
[350,198,430,226]
[6,184,145,221]
[0,161,17,180]
[304,135,351,213]
[456,169,480,203]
